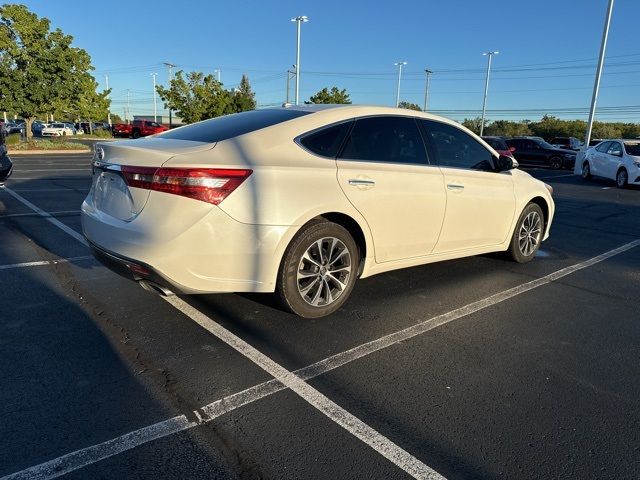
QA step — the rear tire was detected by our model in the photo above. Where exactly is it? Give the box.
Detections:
[581,162,591,180]
[508,203,544,263]
[549,156,563,169]
[276,220,358,318]
[132,130,140,139]
[616,168,628,189]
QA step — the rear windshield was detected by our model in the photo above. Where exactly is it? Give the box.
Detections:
[624,143,640,156]
[158,109,312,143]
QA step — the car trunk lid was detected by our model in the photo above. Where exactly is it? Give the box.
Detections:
[90,139,215,220]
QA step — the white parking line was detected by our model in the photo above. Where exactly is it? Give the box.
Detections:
[3,185,640,480]
[12,169,90,172]
[0,187,88,246]
[164,295,445,480]
[0,256,92,271]
[538,173,576,180]
[0,210,80,218]
[3,238,639,480]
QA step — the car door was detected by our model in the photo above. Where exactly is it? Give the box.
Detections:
[335,116,446,263]
[421,120,516,253]
[591,141,611,176]
[604,141,624,179]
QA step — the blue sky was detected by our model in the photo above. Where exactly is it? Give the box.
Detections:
[20,0,640,122]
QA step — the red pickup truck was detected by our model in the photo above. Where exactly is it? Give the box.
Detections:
[112,120,168,139]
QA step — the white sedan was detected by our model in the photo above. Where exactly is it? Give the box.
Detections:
[581,139,640,188]
[82,105,555,318]
[41,123,75,137]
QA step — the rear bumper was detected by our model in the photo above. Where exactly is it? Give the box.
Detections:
[81,189,298,294]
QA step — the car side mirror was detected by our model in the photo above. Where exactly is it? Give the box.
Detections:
[496,154,518,171]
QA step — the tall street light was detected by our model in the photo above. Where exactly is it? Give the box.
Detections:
[585,0,614,148]
[480,51,498,136]
[163,62,175,128]
[151,73,158,122]
[395,61,407,107]
[423,69,433,112]
[291,15,309,105]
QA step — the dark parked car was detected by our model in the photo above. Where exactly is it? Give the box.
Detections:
[505,137,576,169]
[482,136,516,160]
[550,136,583,151]
[0,130,13,184]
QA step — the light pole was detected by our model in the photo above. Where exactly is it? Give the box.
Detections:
[151,73,158,122]
[584,0,614,149]
[163,62,176,128]
[291,15,308,105]
[480,51,498,136]
[105,74,111,127]
[395,61,407,107]
[423,69,433,112]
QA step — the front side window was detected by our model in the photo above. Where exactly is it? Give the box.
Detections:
[422,120,494,171]
[339,116,428,165]
[299,121,353,158]
[595,141,611,153]
[607,142,622,156]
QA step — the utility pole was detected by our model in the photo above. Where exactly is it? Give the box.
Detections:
[480,51,499,137]
[126,89,131,123]
[105,74,111,127]
[286,67,296,104]
[423,69,433,112]
[394,61,407,107]
[291,15,309,105]
[585,0,614,148]
[164,62,176,128]
[151,73,158,122]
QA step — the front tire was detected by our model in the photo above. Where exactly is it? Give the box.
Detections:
[581,162,592,180]
[549,156,563,169]
[132,130,140,139]
[508,203,544,263]
[616,168,628,189]
[276,220,358,318]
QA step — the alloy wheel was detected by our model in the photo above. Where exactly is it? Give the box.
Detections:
[297,237,352,307]
[518,211,542,257]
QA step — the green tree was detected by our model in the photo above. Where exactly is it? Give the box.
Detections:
[397,101,421,111]
[307,87,351,104]
[231,74,256,112]
[0,4,106,139]
[461,117,483,134]
[484,120,532,137]
[156,71,233,123]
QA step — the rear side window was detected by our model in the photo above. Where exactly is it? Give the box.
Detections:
[339,116,428,165]
[158,109,312,143]
[299,121,353,158]
[422,120,494,171]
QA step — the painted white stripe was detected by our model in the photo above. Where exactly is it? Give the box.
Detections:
[2,239,638,480]
[538,173,576,180]
[0,210,80,218]
[0,256,92,271]
[163,295,446,480]
[15,168,91,173]
[3,185,639,480]
[0,187,88,246]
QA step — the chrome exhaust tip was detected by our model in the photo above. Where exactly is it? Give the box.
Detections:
[139,279,174,296]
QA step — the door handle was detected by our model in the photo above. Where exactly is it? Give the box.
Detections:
[446,183,464,191]
[348,179,375,187]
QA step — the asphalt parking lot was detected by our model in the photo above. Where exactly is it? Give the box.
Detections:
[1,149,639,480]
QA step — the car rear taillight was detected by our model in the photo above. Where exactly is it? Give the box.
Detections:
[121,167,252,205]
